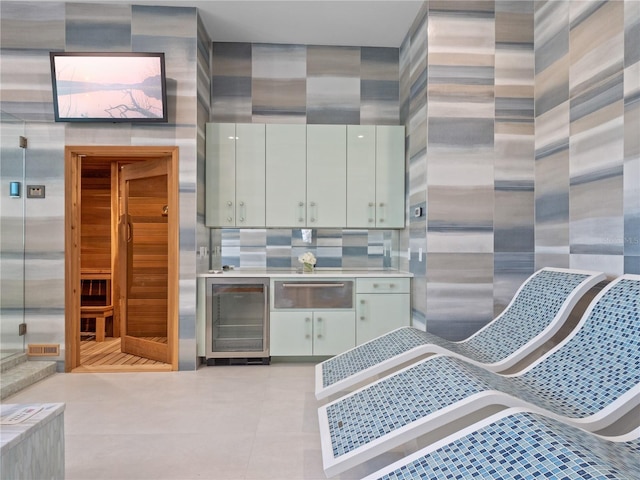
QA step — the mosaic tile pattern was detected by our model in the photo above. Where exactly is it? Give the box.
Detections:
[506,277,640,417]
[326,356,489,457]
[324,276,639,459]
[374,411,640,480]
[320,269,591,389]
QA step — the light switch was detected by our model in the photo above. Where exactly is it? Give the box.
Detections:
[10,182,20,198]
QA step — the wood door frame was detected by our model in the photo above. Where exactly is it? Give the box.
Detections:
[65,146,179,372]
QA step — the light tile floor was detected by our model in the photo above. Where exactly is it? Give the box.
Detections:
[3,362,404,479]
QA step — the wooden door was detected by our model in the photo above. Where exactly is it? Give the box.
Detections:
[119,158,170,363]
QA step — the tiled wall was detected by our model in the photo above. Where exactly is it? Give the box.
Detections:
[400,1,536,339]
[0,1,206,370]
[209,42,402,272]
[534,0,639,274]
[401,0,637,341]
[1,1,637,358]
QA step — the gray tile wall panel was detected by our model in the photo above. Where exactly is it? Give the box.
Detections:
[495,0,535,278]
[211,43,252,123]
[624,0,640,271]
[426,252,494,341]
[361,47,400,125]
[307,45,360,124]
[425,2,497,338]
[251,44,307,123]
[65,3,131,50]
[568,1,625,270]
[534,0,633,275]
[0,2,65,51]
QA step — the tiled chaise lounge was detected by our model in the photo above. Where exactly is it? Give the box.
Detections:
[316,268,606,400]
[318,275,640,476]
[362,408,640,480]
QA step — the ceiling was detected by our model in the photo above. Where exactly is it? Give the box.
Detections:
[89,0,424,48]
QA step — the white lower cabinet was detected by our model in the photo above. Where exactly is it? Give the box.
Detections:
[270,311,355,356]
[356,278,411,344]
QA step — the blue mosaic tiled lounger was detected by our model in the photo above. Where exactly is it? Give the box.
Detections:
[362,408,640,480]
[316,268,606,400]
[318,275,640,476]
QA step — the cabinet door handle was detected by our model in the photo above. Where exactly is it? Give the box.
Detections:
[305,317,311,339]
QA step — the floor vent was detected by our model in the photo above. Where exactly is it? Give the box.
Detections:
[28,344,60,356]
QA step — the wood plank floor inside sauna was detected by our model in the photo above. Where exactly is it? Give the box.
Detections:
[75,337,171,372]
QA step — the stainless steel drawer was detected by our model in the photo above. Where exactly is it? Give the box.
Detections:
[356,277,410,294]
[273,279,354,309]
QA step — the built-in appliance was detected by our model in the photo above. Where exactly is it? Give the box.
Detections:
[205,277,269,365]
[272,280,354,309]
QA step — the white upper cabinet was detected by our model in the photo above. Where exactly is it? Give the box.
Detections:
[205,123,265,227]
[306,125,347,228]
[347,125,377,228]
[265,124,307,227]
[205,123,236,227]
[347,125,405,228]
[207,123,405,229]
[236,124,266,227]
[375,126,405,228]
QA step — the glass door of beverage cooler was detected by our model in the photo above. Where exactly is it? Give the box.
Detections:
[206,278,269,362]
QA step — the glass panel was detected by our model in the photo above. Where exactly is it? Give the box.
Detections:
[211,284,266,352]
[0,111,26,358]
[273,280,353,309]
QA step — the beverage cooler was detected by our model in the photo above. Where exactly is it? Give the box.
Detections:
[205,277,269,365]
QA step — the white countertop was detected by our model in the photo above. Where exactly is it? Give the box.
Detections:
[198,268,412,278]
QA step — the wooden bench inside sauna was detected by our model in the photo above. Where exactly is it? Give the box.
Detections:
[80,269,114,342]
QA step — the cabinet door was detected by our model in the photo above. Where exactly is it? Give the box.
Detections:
[235,123,265,227]
[313,311,355,356]
[307,125,347,227]
[375,126,405,228]
[270,311,312,356]
[266,124,307,227]
[356,293,410,345]
[205,123,236,227]
[346,125,376,228]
